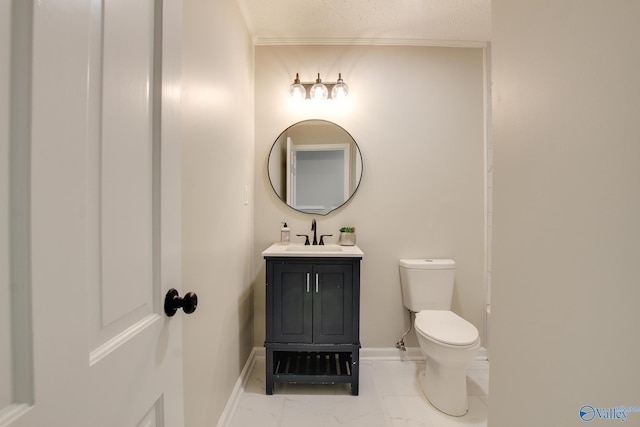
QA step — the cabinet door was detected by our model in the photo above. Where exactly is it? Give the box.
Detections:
[313,264,354,344]
[272,263,313,343]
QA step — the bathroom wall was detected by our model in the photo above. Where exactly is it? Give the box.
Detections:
[490,1,640,426]
[181,0,254,426]
[253,45,487,348]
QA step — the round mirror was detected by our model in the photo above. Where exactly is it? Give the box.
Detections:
[268,120,363,215]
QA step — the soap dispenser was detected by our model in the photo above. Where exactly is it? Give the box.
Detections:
[280,222,290,244]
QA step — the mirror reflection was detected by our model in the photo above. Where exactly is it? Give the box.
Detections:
[268,120,363,215]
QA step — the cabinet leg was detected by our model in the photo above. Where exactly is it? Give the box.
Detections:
[351,349,359,396]
[266,348,274,395]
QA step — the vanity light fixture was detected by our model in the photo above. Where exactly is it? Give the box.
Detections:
[310,73,329,100]
[289,73,349,100]
[331,73,349,100]
[289,73,306,101]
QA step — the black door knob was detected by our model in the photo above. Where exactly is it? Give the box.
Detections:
[164,288,198,317]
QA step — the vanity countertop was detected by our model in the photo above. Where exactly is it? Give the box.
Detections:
[262,243,364,258]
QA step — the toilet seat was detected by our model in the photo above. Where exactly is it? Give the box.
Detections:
[415,310,479,346]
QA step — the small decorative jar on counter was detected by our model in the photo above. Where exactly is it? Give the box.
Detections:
[338,227,356,246]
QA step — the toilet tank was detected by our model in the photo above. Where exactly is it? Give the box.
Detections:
[399,259,455,312]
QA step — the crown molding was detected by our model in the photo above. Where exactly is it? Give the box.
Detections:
[253,37,489,48]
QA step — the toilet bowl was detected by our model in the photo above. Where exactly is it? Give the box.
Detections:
[399,259,480,416]
[415,310,480,416]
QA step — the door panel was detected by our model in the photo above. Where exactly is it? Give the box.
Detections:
[99,0,155,326]
[273,263,312,343]
[137,399,163,427]
[0,1,185,426]
[88,0,158,354]
[87,0,185,426]
[313,264,353,344]
[1,0,34,422]
[0,0,12,411]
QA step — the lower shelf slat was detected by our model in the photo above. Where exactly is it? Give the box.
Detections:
[265,346,360,395]
[273,351,353,377]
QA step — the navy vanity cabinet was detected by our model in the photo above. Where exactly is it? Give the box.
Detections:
[264,256,361,395]
[271,262,355,344]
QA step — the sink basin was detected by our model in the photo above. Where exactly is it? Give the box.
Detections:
[286,245,343,252]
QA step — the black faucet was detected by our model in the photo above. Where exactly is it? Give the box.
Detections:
[310,219,333,245]
[311,218,318,245]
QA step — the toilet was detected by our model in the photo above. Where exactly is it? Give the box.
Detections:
[399,259,480,416]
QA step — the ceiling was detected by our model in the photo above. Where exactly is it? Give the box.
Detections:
[236,0,491,46]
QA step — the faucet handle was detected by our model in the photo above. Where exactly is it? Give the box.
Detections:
[319,234,333,245]
[296,234,310,245]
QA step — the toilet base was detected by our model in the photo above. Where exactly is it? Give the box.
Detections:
[420,359,469,417]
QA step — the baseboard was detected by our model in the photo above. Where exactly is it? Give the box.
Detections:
[216,345,489,426]
[360,346,488,362]
[477,346,489,361]
[360,346,424,361]
[215,347,259,427]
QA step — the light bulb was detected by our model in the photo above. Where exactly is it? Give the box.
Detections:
[310,73,328,100]
[331,73,349,99]
[289,73,306,100]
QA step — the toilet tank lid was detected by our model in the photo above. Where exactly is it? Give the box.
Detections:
[399,259,455,270]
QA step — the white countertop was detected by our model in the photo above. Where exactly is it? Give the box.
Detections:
[262,243,364,258]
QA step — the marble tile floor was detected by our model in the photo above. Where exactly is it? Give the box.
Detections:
[227,356,489,427]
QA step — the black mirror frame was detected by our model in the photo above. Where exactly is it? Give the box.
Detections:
[267,119,363,216]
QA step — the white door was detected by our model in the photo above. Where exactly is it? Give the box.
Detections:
[0,1,187,426]
[287,141,350,214]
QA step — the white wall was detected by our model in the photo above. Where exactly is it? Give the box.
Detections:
[181,0,254,425]
[253,45,487,348]
[490,1,640,426]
